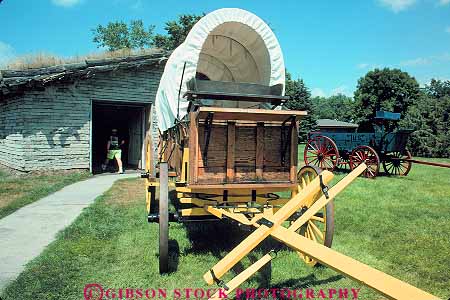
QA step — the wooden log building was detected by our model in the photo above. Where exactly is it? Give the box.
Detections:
[0,50,168,172]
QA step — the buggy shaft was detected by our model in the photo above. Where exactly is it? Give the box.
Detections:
[405,158,450,168]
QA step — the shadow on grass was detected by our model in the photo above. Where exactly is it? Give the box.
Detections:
[168,239,179,274]
[182,220,281,288]
[167,190,339,290]
[240,274,345,300]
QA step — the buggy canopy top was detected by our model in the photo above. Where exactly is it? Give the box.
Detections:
[155,8,286,132]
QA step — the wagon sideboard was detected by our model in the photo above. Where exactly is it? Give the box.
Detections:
[309,130,412,154]
[161,107,306,192]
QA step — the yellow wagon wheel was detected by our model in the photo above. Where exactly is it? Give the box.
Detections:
[294,165,335,267]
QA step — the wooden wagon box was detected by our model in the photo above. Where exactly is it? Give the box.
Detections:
[160,107,306,191]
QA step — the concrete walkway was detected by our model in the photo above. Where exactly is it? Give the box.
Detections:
[0,172,138,291]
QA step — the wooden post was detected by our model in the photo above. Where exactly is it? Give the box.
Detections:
[226,122,236,182]
[290,119,298,183]
[256,122,264,180]
[189,112,199,184]
[145,134,154,175]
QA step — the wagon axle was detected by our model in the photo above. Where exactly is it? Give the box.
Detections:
[147,212,179,223]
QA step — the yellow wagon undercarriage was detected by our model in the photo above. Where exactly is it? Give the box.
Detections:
[144,145,441,300]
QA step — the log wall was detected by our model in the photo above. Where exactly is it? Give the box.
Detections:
[0,97,25,170]
[0,64,164,171]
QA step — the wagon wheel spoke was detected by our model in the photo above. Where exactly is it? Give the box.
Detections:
[311,140,320,152]
[310,215,325,223]
[307,224,318,243]
[301,176,307,188]
[306,174,312,185]
[293,165,335,267]
[304,135,339,171]
[350,146,379,178]
[323,148,334,155]
[323,158,333,169]
[307,158,319,164]
[383,150,412,176]
[308,220,325,240]
[355,151,364,162]
[307,147,319,154]
[386,162,395,173]
[400,161,409,169]
[306,157,320,165]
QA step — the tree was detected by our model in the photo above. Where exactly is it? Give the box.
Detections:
[425,79,450,98]
[401,79,450,158]
[92,14,203,52]
[353,68,420,126]
[153,14,204,51]
[284,72,316,142]
[92,20,154,51]
[311,94,355,122]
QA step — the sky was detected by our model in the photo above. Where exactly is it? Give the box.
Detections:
[0,0,449,97]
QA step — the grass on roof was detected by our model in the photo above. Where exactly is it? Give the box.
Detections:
[2,48,160,71]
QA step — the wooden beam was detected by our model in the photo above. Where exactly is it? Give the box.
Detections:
[226,122,236,182]
[189,112,199,184]
[197,107,306,122]
[271,228,440,300]
[209,254,273,300]
[407,159,450,168]
[187,182,296,190]
[288,163,366,232]
[290,121,298,182]
[256,122,264,180]
[145,134,153,174]
[180,207,209,217]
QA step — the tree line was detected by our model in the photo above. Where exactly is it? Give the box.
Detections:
[92,17,450,158]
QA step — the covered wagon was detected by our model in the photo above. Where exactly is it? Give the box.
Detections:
[141,8,441,300]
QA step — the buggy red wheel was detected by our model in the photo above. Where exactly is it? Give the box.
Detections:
[383,150,412,176]
[304,135,339,171]
[350,146,380,178]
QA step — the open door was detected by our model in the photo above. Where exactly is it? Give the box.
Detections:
[128,109,143,167]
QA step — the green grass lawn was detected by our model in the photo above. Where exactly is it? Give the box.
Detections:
[0,169,90,219]
[1,152,450,300]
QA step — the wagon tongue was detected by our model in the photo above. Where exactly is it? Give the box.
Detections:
[204,164,441,300]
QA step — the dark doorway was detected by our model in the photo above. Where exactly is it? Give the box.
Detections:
[91,102,145,174]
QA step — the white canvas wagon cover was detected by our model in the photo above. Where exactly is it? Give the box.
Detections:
[155,8,286,132]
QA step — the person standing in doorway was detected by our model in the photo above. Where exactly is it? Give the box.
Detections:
[102,128,125,173]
